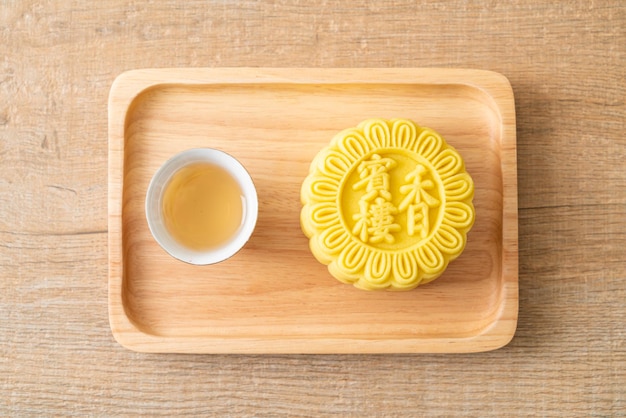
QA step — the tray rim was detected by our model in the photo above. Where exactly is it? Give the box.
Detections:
[108,67,518,354]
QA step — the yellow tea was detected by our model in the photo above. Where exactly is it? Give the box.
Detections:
[162,163,243,250]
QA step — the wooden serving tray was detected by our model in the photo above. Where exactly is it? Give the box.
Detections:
[108,68,518,353]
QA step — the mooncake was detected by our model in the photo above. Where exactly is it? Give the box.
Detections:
[300,118,475,291]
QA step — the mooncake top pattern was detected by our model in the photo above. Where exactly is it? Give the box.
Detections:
[301,118,475,291]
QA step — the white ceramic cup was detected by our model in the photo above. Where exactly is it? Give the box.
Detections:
[145,148,258,265]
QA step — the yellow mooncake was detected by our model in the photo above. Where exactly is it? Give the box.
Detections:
[300,118,475,291]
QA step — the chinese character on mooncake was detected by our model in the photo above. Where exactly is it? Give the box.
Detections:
[301,118,475,291]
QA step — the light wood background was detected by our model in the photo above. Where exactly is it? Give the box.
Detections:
[1,1,624,416]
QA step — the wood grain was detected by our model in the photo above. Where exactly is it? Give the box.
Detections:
[108,68,517,353]
[1,0,624,415]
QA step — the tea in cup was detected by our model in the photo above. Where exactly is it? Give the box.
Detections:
[145,148,258,265]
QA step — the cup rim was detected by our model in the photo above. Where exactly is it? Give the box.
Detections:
[145,148,258,265]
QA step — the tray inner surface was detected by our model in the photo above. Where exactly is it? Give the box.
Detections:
[121,82,504,339]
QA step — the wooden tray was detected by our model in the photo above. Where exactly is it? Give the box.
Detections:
[108,68,518,353]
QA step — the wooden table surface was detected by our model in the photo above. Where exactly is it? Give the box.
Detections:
[1,1,624,416]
